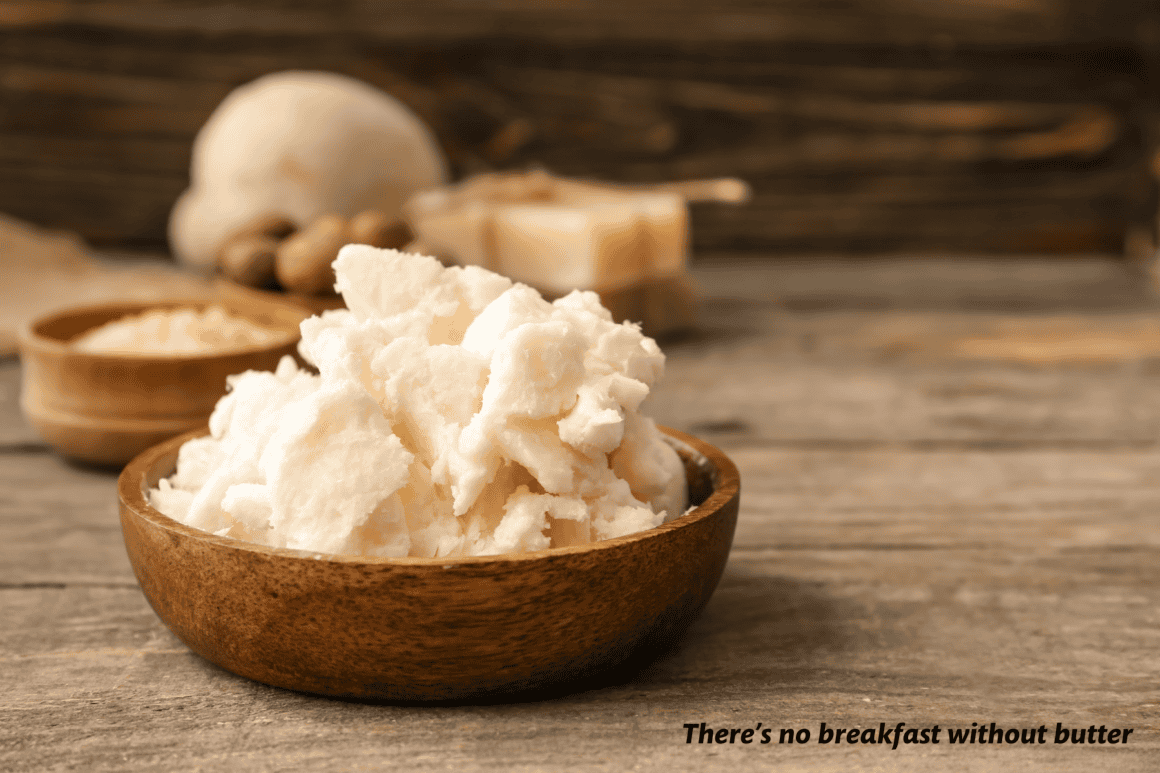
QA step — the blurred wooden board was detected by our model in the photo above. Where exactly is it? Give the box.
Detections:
[3,255,1160,771]
[0,1,1155,254]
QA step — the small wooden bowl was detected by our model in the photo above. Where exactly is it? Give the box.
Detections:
[118,426,740,702]
[19,297,308,467]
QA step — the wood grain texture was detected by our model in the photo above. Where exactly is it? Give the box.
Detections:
[3,255,1160,770]
[0,1,1154,253]
[0,0,1143,46]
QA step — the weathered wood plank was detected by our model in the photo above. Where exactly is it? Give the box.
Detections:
[0,453,130,585]
[690,256,1156,309]
[728,446,1160,557]
[6,256,1160,449]
[0,0,1140,47]
[0,360,41,447]
[3,256,1159,771]
[0,1,1150,253]
[3,446,1158,770]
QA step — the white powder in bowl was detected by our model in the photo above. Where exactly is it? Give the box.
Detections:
[72,305,281,355]
[149,247,688,558]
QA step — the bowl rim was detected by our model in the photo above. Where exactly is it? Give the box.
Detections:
[119,425,740,568]
[18,298,302,361]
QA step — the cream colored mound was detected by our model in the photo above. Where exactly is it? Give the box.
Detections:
[72,306,280,355]
[150,247,687,558]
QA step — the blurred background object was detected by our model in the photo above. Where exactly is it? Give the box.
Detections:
[1,0,1158,258]
[168,70,447,272]
[0,214,210,355]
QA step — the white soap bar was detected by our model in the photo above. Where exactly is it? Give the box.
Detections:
[549,181,688,278]
[405,172,690,295]
[150,247,687,558]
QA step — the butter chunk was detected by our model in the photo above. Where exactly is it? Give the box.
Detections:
[219,482,273,538]
[370,336,489,480]
[298,310,394,389]
[481,486,592,556]
[474,321,588,420]
[460,285,553,358]
[151,246,689,558]
[258,382,413,556]
[557,373,649,456]
[452,320,588,514]
[157,355,321,533]
[207,355,321,455]
[593,501,664,541]
[334,245,511,336]
[483,485,553,555]
[395,460,460,558]
[149,478,194,525]
[611,413,687,522]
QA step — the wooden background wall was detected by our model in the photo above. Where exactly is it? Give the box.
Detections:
[1,0,1158,256]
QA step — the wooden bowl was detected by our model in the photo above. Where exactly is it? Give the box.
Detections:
[117,426,740,702]
[19,297,309,467]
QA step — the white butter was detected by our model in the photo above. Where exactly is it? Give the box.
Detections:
[150,247,687,557]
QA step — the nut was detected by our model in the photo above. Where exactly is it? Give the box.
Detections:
[216,214,297,287]
[219,234,279,287]
[250,214,298,242]
[275,214,348,295]
[349,210,412,249]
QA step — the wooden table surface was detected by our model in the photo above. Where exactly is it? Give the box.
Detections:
[3,256,1159,772]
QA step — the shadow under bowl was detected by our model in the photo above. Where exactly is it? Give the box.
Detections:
[117,426,740,702]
